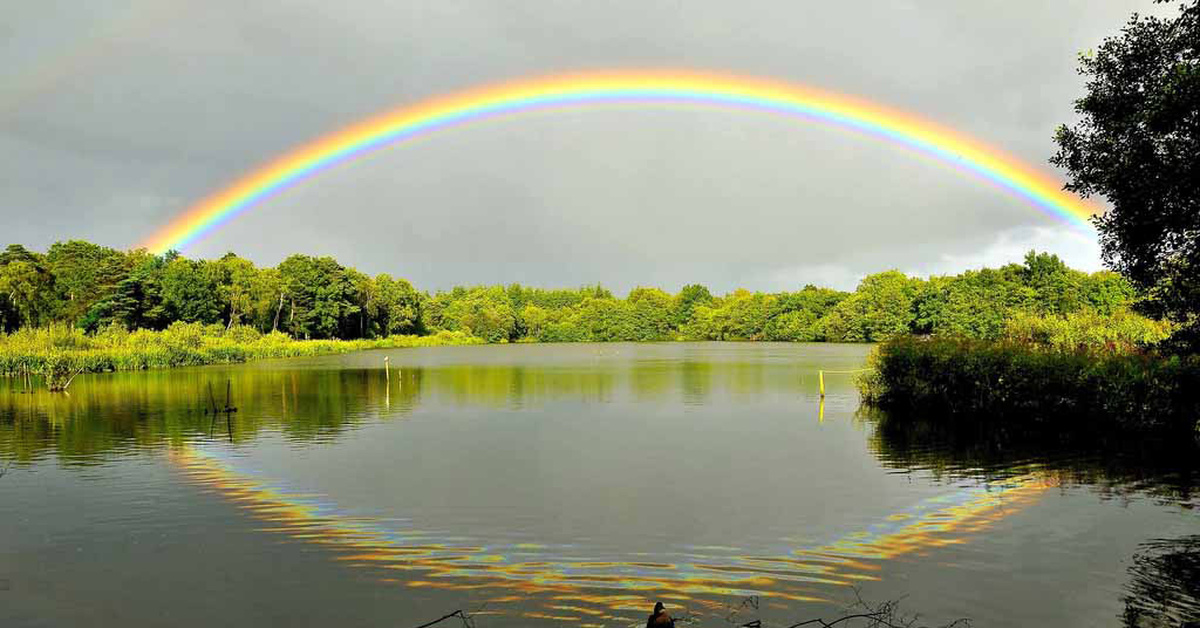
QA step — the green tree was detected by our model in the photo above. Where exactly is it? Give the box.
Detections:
[914,268,1027,339]
[45,240,127,323]
[627,287,674,341]
[277,255,360,339]
[161,258,222,324]
[680,304,717,340]
[709,290,776,340]
[1051,1,1200,346]
[213,254,261,330]
[1019,251,1085,315]
[823,271,923,342]
[673,284,715,327]
[0,246,58,331]
[373,274,421,336]
[764,286,848,341]
[1081,271,1136,315]
[441,287,515,342]
[575,296,636,341]
[82,252,170,331]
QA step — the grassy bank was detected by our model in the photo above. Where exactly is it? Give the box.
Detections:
[859,334,1200,436]
[0,323,480,379]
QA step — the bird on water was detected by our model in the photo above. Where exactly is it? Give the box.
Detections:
[646,602,675,627]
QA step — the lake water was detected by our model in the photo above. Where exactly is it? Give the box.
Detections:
[2,342,1197,627]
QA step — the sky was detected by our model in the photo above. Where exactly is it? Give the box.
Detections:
[0,1,1173,293]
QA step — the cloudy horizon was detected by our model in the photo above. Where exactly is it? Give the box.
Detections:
[3,1,1168,294]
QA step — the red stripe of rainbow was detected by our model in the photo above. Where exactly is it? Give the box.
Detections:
[140,70,1098,253]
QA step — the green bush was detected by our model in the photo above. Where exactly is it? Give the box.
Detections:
[861,335,1200,436]
[1001,308,1173,352]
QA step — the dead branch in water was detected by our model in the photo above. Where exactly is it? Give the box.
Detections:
[411,610,469,628]
[46,366,84,392]
[410,602,488,628]
[410,591,968,628]
[779,589,971,628]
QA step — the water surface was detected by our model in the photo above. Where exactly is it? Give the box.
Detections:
[2,343,1196,627]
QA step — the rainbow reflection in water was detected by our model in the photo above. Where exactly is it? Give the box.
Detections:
[171,444,1055,624]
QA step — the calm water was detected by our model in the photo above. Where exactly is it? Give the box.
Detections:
[2,343,1197,627]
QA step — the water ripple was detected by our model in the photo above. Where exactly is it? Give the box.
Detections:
[170,444,1055,621]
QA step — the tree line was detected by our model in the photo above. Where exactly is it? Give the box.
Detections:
[0,240,1140,344]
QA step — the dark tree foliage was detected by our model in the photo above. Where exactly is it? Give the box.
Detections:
[0,239,1147,345]
[1122,535,1200,626]
[0,245,58,332]
[82,255,170,331]
[46,240,128,323]
[1051,1,1200,347]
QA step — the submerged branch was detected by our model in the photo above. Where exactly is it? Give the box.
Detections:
[410,591,968,628]
[411,610,468,628]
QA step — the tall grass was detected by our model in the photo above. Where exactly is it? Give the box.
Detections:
[859,335,1200,436]
[0,322,480,378]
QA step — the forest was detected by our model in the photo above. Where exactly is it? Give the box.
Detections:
[0,240,1161,348]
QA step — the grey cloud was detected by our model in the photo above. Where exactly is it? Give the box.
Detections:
[1,0,1173,294]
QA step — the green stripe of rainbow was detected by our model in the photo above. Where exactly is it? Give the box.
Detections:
[171,443,1056,621]
[141,70,1098,254]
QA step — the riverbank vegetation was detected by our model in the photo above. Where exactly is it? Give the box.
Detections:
[858,335,1199,436]
[0,322,478,378]
[1,239,1143,349]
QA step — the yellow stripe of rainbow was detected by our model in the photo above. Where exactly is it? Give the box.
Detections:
[171,443,1055,622]
[140,70,1098,254]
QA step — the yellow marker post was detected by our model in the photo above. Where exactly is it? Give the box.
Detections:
[384,357,391,409]
[816,368,870,399]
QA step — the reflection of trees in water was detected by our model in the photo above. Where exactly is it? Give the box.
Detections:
[0,366,423,464]
[861,407,1200,507]
[1122,535,1200,627]
[862,409,1200,627]
[1,358,789,466]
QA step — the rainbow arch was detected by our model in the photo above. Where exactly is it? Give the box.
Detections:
[172,442,1055,619]
[141,70,1098,254]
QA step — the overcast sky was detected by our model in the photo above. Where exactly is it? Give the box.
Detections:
[1,1,1171,292]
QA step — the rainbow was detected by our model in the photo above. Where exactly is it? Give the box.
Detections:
[141,70,1098,253]
[172,442,1055,621]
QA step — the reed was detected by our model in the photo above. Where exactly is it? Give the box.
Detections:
[859,334,1200,436]
[0,323,480,378]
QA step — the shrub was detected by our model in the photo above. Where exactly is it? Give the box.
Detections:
[862,335,1200,436]
[1002,308,1173,352]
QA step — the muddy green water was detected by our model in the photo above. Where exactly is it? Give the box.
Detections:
[1,343,1197,627]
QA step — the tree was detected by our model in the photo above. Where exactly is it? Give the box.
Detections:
[1051,1,1200,346]
[161,258,222,324]
[673,284,715,327]
[710,290,776,340]
[373,274,421,336]
[575,296,635,341]
[0,246,58,331]
[823,271,924,342]
[765,286,849,341]
[627,287,674,341]
[82,253,169,331]
[214,254,260,330]
[45,240,128,323]
[276,255,360,339]
[441,287,515,342]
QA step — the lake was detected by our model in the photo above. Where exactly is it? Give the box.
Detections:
[2,342,1197,627]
